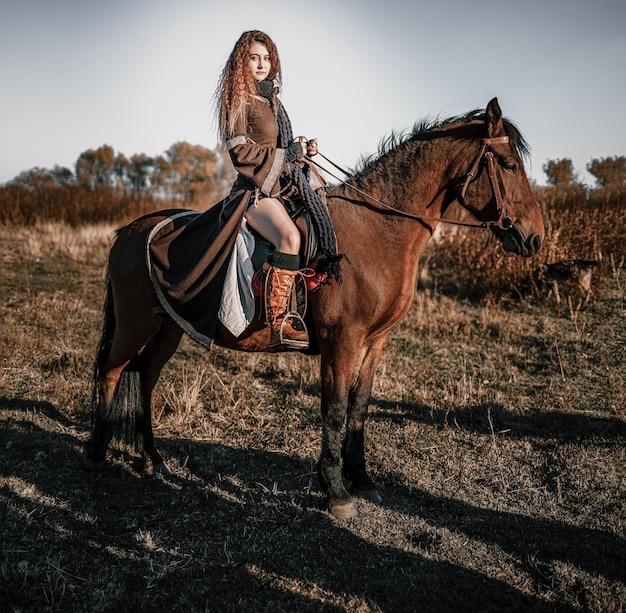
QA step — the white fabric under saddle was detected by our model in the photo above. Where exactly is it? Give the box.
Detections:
[218,221,256,337]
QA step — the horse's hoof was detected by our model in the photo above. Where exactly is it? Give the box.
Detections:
[352,488,383,505]
[82,445,103,472]
[142,454,170,477]
[330,501,358,520]
[152,462,170,477]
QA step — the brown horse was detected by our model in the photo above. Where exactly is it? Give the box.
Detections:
[84,98,543,518]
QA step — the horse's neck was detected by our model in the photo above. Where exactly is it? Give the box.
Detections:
[328,143,456,289]
[336,144,450,237]
[366,142,450,213]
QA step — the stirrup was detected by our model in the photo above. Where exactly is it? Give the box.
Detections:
[270,311,309,349]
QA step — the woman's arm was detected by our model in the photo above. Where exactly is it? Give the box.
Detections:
[228,137,304,196]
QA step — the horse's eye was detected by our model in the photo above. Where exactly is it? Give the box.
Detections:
[502,158,518,173]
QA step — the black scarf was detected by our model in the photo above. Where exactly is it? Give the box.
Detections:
[258,81,342,283]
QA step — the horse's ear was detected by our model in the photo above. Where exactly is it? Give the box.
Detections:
[485,97,504,137]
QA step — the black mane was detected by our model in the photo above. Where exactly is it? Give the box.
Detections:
[352,108,530,177]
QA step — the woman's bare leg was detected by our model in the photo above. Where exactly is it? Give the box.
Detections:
[244,197,300,255]
[244,197,308,347]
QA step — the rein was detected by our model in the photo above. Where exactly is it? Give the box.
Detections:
[306,136,513,231]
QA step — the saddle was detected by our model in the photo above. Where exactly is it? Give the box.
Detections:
[219,219,327,344]
[146,163,334,352]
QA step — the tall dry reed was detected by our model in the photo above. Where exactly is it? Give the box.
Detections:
[422,185,624,300]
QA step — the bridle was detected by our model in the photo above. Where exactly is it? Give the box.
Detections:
[455,136,513,230]
[305,135,514,231]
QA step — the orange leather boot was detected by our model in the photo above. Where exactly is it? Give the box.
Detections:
[265,265,309,349]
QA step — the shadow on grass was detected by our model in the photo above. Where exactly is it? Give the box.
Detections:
[381,480,626,585]
[1,409,567,612]
[371,398,626,440]
[0,395,77,428]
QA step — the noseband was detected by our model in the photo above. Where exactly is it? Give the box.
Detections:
[307,135,514,230]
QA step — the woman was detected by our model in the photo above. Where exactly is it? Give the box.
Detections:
[215,30,336,349]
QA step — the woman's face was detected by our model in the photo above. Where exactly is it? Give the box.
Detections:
[248,42,271,83]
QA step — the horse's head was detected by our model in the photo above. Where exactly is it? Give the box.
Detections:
[457,98,544,257]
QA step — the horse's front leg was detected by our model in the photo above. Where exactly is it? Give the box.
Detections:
[318,348,360,519]
[343,338,387,504]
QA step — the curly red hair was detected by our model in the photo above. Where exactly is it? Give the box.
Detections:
[215,30,282,142]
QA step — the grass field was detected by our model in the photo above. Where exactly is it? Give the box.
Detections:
[1,211,625,611]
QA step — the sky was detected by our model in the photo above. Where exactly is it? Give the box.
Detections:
[1,0,625,186]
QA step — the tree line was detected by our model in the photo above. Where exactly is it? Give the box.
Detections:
[0,142,624,226]
[0,142,237,225]
[3,141,235,203]
[542,156,626,188]
[3,143,625,193]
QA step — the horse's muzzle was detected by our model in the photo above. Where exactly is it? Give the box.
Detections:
[496,224,542,257]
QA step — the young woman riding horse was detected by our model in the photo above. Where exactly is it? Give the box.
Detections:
[83,39,544,517]
[215,30,339,349]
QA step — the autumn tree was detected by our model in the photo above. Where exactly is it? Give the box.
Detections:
[50,165,75,186]
[543,158,577,187]
[112,152,130,191]
[7,165,75,189]
[127,153,159,191]
[586,156,626,188]
[75,145,116,189]
[153,141,220,201]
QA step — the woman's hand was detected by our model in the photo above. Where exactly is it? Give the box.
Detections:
[294,136,318,160]
[306,138,318,157]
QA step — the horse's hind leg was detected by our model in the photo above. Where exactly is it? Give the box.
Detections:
[84,315,162,469]
[134,320,183,475]
[84,360,134,468]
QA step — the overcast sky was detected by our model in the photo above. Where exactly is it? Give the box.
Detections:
[1,0,624,186]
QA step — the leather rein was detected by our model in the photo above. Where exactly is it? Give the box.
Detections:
[305,135,513,231]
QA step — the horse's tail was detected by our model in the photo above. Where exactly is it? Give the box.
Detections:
[92,271,145,442]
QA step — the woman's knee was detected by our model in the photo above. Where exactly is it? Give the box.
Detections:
[279,226,301,254]
[245,196,301,254]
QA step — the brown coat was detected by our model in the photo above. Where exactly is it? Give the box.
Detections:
[146,95,292,346]
[227,95,289,197]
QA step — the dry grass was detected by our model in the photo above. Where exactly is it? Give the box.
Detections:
[424,186,623,304]
[1,215,625,611]
[0,185,182,226]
